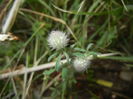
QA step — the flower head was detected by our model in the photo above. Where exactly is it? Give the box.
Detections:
[73,57,91,72]
[47,30,69,50]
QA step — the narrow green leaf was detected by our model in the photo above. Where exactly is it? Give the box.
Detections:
[48,52,58,62]
[101,56,133,62]
[74,47,86,52]
[72,52,85,58]
[43,68,55,75]
[55,54,62,71]
[63,51,70,62]
[86,43,94,51]
[62,68,68,80]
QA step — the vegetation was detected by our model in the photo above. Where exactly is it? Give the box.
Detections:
[0,0,133,99]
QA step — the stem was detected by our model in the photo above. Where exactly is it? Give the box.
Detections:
[0,53,118,79]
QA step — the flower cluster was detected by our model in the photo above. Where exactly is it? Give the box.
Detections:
[47,30,91,72]
[73,57,91,72]
[47,30,69,50]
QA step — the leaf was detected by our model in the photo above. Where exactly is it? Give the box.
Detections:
[61,68,68,97]
[55,54,62,71]
[43,68,55,75]
[101,56,133,62]
[53,4,123,16]
[87,51,100,57]
[97,26,117,47]
[48,52,58,62]
[86,43,94,51]
[74,47,86,52]
[63,51,70,62]
[72,52,85,58]
[62,68,68,80]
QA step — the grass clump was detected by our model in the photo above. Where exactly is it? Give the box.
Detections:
[0,0,133,99]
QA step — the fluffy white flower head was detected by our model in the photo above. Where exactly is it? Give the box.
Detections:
[47,30,69,50]
[73,57,91,72]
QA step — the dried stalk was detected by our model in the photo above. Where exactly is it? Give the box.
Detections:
[2,0,23,34]
[0,53,118,80]
[0,59,67,80]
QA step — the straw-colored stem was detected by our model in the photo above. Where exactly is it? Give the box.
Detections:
[0,53,118,79]
[2,0,23,34]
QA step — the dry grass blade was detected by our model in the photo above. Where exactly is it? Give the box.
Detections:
[20,8,66,25]
[0,0,12,25]
[20,8,78,41]
[2,0,23,34]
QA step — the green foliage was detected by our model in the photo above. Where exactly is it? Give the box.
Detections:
[55,54,62,71]
[43,68,55,75]
[0,0,133,98]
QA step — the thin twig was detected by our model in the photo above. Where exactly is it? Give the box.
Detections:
[0,59,67,80]
[0,53,118,80]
